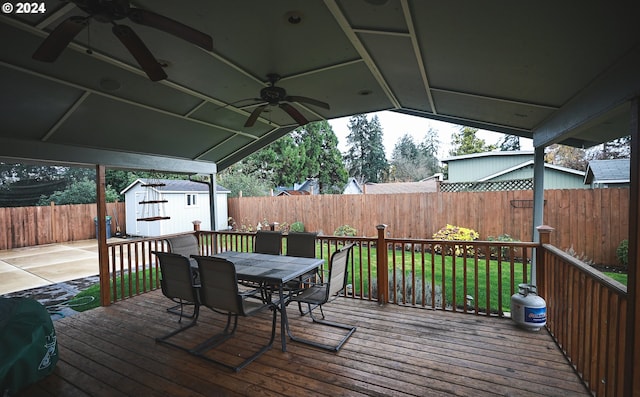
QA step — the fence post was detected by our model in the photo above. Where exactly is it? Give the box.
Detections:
[376,224,388,305]
[536,225,554,298]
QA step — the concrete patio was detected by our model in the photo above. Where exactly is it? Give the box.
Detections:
[0,238,124,296]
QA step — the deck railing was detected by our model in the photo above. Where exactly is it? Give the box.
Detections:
[106,228,535,317]
[539,242,627,397]
[103,226,629,395]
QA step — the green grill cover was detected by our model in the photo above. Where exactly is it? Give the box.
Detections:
[0,297,58,395]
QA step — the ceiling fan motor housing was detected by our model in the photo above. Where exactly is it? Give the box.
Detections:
[261,86,287,104]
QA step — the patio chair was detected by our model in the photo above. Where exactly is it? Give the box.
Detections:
[166,234,200,317]
[286,243,356,352]
[245,230,283,301]
[285,232,319,314]
[254,230,282,255]
[153,251,200,349]
[190,255,277,372]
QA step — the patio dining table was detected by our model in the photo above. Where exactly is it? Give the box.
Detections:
[212,251,324,352]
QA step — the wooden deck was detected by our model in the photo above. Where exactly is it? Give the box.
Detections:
[17,291,590,397]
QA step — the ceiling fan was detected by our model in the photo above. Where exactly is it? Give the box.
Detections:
[244,73,330,127]
[32,0,213,81]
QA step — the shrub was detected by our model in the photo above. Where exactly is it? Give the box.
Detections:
[290,221,305,233]
[487,233,520,259]
[334,224,357,237]
[432,224,479,256]
[616,239,629,268]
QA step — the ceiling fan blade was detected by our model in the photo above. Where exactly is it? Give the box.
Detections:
[285,95,330,110]
[112,24,167,81]
[32,16,88,62]
[280,103,309,126]
[245,104,268,127]
[128,9,213,51]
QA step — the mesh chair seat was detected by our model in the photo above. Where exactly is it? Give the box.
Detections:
[191,255,277,372]
[153,251,200,348]
[286,244,357,352]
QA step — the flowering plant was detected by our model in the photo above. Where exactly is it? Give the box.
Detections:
[432,224,479,256]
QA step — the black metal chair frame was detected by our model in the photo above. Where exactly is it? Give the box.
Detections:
[191,255,278,372]
[248,230,283,302]
[285,244,357,352]
[165,235,201,318]
[152,251,201,351]
[285,231,319,315]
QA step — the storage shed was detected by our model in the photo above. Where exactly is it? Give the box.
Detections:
[121,179,230,237]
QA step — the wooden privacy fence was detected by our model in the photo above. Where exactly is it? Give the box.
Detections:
[228,188,629,266]
[0,202,125,250]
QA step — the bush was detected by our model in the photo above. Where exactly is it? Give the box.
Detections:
[290,221,305,233]
[487,233,520,259]
[616,239,628,268]
[432,224,479,256]
[334,224,357,237]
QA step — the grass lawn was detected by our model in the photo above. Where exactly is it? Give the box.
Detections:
[72,242,626,315]
[603,271,628,286]
[71,268,158,312]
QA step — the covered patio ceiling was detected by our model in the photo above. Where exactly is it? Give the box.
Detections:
[0,1,639,173]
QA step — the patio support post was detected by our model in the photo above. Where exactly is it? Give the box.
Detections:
[624,97,640,396]
[96,164,111,307]
[376,224,389,305]
[531,146,545,286]
[209,173,218,254]
[535,225,554,298]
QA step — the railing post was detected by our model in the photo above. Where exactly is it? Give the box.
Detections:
[536,225,554,298]
[376,224,389,305]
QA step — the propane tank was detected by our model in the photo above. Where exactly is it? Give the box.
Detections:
[510,284,546,331]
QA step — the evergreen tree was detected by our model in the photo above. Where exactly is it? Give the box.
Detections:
[297,121,348,194]
[389,129,441,182]
[498,135,521,151]
[418,128,441,176]
[449,126,496,156]
[587,136,630,160]
[344,114,389,183]
[226,121,347,195]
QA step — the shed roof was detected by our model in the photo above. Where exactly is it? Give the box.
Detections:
[584,159,630,184]
[120,179,229,195]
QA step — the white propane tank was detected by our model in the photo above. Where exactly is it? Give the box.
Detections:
[510,284,546,331]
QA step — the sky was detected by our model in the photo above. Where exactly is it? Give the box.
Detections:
[327,111,533,160]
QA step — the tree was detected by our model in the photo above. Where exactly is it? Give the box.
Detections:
[498,135,521,151]
[344,114,389,183]
[389,130,441,182]
[449,126,496,156]
[239,121,348,193]
[544,144,587,170]
[297,121,348,193]
[216,162,273,197]
[38,179,119,205]
[587,136,630,160]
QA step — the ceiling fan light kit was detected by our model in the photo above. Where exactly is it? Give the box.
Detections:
[244,73,330,128]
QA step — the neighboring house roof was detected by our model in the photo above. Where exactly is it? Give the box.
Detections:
[442,150,534,163]
[295,179,320,194]
[276,190,310,196]
[121,178,229,195]
[342,177,363,194]
[478,160,585,182]
[584,159,630,184]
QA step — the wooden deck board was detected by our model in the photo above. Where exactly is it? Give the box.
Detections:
[16,290,590,397]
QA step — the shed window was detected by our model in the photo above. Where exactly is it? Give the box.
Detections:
[186,193,197,206]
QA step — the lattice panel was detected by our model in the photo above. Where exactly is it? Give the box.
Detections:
[439,178,533,192]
